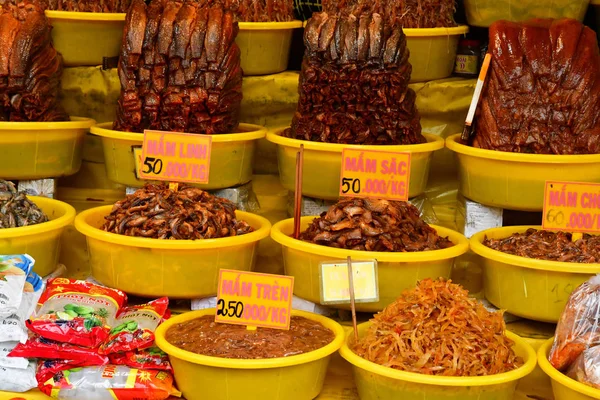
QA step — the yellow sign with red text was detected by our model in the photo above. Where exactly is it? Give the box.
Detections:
[339,149,411,201]
[215,270,294,330]
[139,130,212,184]
[543,181,600,233]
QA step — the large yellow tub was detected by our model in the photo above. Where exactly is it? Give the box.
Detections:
[155,308,345,400]
[446,134,600,211]
[74,206,271,298]
[90,122,266,189]
[267,129,444,201]
[463,0,589,27]
[405,26,469,82]
[341,322,536,400]
[538,337,600,400]
[471,226,600,323]
[46,11,125,67]
[271,216,469,312]
[237,21,303,76]
[0,196,75,277]
[0,117,94,180]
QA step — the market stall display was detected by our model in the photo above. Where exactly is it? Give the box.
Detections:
[155,308,345,400]
[270,200,469,312]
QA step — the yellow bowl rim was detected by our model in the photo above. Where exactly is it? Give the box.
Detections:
[0,196,76,238]
[238,20,303,30]
[266,127,445,153]
[470,225,600,273]
[0,116,95,131]
[155,308,345,369]
[538,337,600,399]
[271,216,469,262]
[74,206,271,249]
[90,122,267,142]
[446,134,600,164]
[403,25,469,37]
[45,10,126,20]
[340,321,537,387]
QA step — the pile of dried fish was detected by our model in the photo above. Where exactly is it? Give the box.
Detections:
[284,12,424,145]
[0,180,48,228]
[484,229,600,263]
[0,0,133,12]
[299,198,452,251]
[0,1,68,122]
[102,183,254,239]
[113,0,243,134]
[192,0,294,22]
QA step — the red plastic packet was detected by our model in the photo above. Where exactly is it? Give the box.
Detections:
[109,347,172,371]
[99,297,169,355]
[27,278,127,348]
[9,335,109,365]
[36,359,108,385]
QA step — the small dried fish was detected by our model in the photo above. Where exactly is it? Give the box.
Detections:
[102,183,254,240]
[0,180,48,229]
[299,198,453,252]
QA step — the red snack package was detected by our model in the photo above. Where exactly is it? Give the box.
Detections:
[9,335,109,365]
[109,347,172,371]
[99,297,169,355]
[26,278,127,348]
[36,359,108,385]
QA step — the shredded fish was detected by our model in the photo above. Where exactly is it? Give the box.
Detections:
[353,279,524,376]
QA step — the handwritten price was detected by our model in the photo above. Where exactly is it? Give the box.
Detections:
[546,208,600,231]
[340,177,406,197]
[216,299,244,318]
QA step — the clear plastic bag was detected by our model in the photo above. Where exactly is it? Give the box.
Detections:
[566,345,600,389]
[549,275,600,371]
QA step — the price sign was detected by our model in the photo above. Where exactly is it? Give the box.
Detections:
[339,149,411,201]
[319,260,379,305]
[215,270,294,330]
[543,181,600,233]
[139,130,212,183]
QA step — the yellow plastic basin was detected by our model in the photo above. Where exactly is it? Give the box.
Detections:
[237,21,303,76]
[0,196,75,277]
[155,308,345,400]
[271,216,469,312]
[46,11,126,67]
[404,26,469,82]
[340,322,536,400]
[267,129,444,201]
[463,0,589,27]
[0,117,94,180]
[90,122,266,189]
[471,226,600,323]
[74,206,271,298]
[446,134,600,211]
[539,337,600,400]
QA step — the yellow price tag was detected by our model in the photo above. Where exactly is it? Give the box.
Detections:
[215,270,294,330]
[339,149,411,201]
[139,130,212,184]
[319,260,379,304]
[543,181,600,233]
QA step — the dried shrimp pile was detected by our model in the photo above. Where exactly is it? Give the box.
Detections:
[484,229,600,263]
[102,183,253,239]
[299,198,452,252]
[0,180,48,228]
[353,279,524,376]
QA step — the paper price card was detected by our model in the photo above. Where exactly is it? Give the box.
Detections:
[543,181,600,233]
[215,270,294,330]
[139,130,212,183]
[319,260,379,305]
[339,149,411,201]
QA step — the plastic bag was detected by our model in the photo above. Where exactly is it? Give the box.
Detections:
[0,254,35,318]
[566,345,600,389]
[99,297,169,355]
[0,360,37,392]
[39,365,181,400]
[109,347,172,371]
[0,271,44,343]
[27,278,127,347]
[36,359,104,386]
[0,341,29,369]
[549,275,600,371]
[9,335,109,364]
